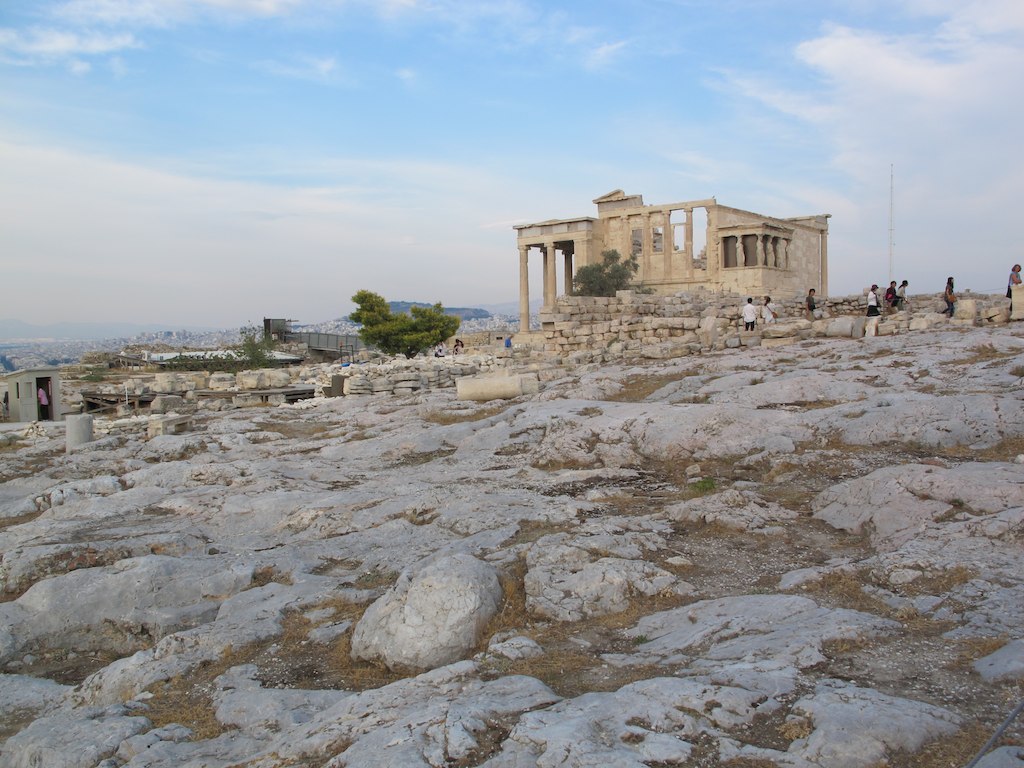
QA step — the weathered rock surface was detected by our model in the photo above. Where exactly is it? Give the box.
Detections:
[2,324,1023,766]
[351,554,502,670]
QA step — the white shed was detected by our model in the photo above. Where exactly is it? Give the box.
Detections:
[3,367,63,423]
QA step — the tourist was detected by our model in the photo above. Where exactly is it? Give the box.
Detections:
[884,281,898,312]
[1008,265,1021,313]
[762,296,778,324]
[896,280,909,310]
[866,284,880,317]
[742,297,758,331]
[804,288,816,320]
[1,390,7,422]
[943,277,956,317]
[434,341,447,357]
[37,385,49,421]
[453,338,464,355]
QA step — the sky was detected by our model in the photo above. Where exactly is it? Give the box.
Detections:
[2,0,1023,328]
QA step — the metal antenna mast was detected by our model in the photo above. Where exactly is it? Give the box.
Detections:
[888,164,895,282]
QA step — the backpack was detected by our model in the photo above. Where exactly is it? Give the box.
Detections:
[884,286,896,303]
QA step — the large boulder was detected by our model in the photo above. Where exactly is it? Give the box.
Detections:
[350,554,502,671]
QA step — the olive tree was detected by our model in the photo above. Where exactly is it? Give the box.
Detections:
[350,290,460,359]
[572,249,640,297]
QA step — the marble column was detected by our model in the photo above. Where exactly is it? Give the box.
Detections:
[641,212,651,281]
[660,211,672,281]
[684,208,694,278]
[518,245,530,332]
[563,245,575,296]
[544,242,557,308]
[820,230,829,296]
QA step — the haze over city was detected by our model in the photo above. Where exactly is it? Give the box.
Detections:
[2,0,1022,329]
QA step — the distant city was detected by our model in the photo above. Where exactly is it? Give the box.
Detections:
[0,302,527,371]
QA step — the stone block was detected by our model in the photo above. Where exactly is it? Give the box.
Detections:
[952,298,978,324]
[865,317,879,337]
[1012,286,1024,321]
[825,317,855,337]
[761,336,797,349]
[147,415,193,438]
[151,395,186,414]
[208,372,236,391]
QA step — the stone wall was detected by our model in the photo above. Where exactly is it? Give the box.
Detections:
[536,290,1011,364]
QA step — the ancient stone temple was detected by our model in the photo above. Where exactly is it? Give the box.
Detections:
[514,190,830,332]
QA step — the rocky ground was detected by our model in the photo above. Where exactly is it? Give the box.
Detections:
[0,325,1023,768]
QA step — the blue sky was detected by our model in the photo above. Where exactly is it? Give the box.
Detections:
[2,0,1022,327]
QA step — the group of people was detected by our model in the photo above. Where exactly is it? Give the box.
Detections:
[433,338,465,357]
[741,296,779,330]
[865,280,910,316]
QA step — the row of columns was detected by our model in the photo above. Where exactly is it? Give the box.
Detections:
[619,208,696,283]
[518,239,590,332]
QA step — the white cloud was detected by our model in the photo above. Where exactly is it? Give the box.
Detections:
[67,58,91,74]
[254,54,347,83]
[0,26,140,61]
[54,0,307,27]
[584,40,628,70]
[769,12,1024,293]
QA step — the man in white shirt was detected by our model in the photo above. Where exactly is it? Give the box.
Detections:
[742,298,758,331]
[762,296,778,324]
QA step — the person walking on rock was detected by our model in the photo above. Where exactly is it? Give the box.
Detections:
[943,277,956,317]
[1008,265,1021,313]
[896,280,909,310]
[884,281,898,312]
[866,284,881,317]
[742,297,758,331]
[762,296,778,324]
[805,288,816,320]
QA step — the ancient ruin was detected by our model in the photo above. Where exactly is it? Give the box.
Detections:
[515,190,830,332]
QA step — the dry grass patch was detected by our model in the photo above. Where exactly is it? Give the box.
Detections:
[801,570,890,615]
[603,372,691,402]
[353,567,399,590]
[953,635,1012,666]
[391,446,457,467]
[422,404,510,425]
[478,560,690,698]
[897,565,976,597]
[957,435,1024,463]
[502,518,577,547]
[887,721,1003,768]
[942,343,1017,367]
[250,566,294,588]
[146,601,412,740]
[777,717,813,741]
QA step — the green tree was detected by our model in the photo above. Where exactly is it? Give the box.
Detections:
[572,249,640,297]
[351,290,461,359]
[237,324,275,368]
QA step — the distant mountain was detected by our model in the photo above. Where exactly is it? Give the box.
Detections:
[0,318,219,341]
[386,302,491,320]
